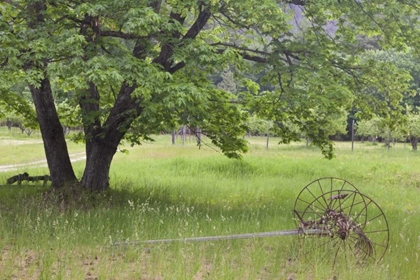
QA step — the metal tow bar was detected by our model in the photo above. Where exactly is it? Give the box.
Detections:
[113,229,324,245]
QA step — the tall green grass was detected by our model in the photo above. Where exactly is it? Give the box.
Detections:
[0,135,419,279]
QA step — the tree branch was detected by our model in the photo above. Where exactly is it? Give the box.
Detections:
[285,0,307,5]
[152,11,186,70]
[79,82,101,153]
[211,42,271,57]
[218,5,253,29]
[101,83,143,146]
[183,7,212,40]
[241,53,268,63]
[66,14,144,40]
[207,98,244,104]
[154,6,212,72]
[353,0,389,38]
[149,0,163,13]
[61,15,86,25]
[169,62,185,74]
[100,30,144,39]
[79,82,102,143]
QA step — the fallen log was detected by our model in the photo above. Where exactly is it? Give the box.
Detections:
[6,172,51,186]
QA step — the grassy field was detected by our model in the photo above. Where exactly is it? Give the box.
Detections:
[0,130,419,279]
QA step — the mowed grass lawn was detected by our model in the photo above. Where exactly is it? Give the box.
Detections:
[0,131,419,279]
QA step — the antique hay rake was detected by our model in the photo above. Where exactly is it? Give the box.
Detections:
[114,177,389,265]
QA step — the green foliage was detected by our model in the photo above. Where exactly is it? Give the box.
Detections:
[237,1,419,157]
[356,118,382,139]
[2,0,420,173]
[407,112,420,137]
[356,117,407,142]
[359,49,420,113]
[216,68,237,93]
[355,49,420,142]
[56,99,81,128]
[246,114,269,136]
[0,81,38,129]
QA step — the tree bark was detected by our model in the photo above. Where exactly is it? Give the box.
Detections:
[80,139,115,192]
[411,135,418,151]
[6,118,11,131]
[29,78,78,187]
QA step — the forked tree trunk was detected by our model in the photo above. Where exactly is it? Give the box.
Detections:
[29,78,78,188]
[79,83,141,192]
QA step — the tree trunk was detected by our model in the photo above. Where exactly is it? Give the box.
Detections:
[25,1,77,188]
[411,136,418,151]
[79,83,142,191]
[29,78,78,188]
[80,140,116,191]
[196,126,201,145]
[6,118,11,131]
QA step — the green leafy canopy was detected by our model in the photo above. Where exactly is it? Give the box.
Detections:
[1,0,420,160]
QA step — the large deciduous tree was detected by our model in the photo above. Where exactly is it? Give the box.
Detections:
[1,0,419,192]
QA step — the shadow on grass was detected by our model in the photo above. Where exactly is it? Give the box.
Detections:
[0,181,294,223]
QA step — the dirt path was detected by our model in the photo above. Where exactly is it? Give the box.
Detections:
[0,139,44,145]
[0,152,86,173]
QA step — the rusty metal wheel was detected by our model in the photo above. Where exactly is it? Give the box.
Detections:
[293,177,389,266]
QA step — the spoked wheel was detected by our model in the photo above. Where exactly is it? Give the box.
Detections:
[293,178,389,266]
[294,177,360,215]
